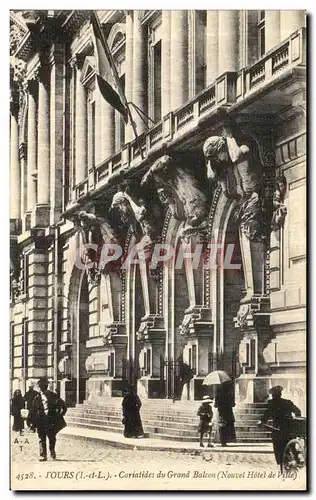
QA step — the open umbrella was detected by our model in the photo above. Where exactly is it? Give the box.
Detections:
[202,370,231,386]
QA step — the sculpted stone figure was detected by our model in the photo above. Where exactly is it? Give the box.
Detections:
[203,128,265,241]
[271,176,287,231]
[141,155,209,241]
[75,210,120,283]
[110,190,160,251]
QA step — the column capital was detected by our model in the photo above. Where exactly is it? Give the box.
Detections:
[34,64,50,87]
[70,53,85,71]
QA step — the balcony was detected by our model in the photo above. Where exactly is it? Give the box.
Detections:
[70,28,306,207]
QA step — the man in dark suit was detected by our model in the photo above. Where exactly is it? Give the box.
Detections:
[23,383,38,431]
[30,378,67,461]
[258,385,301,468]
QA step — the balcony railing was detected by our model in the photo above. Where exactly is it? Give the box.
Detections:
[71,28,305,207]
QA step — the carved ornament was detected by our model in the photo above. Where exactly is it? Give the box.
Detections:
[136,315,166,343]
[141,155,210,243]
[102,322,127,348]
[179,306,213,338]
[271,176,287,231]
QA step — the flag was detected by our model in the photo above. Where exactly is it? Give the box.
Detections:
[90,12,128,123]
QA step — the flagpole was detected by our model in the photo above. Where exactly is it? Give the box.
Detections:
[92,11,144,160]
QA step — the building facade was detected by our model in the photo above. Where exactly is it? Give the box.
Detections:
[10,10,306,412]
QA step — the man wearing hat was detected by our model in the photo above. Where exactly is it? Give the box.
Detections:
[197,396,214,448]
[258,386,301,468]
[30,378,67,461]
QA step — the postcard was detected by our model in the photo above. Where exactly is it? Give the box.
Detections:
[10,9,306,491]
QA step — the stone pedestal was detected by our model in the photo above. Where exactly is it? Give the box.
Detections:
[31,204,50,228]
[136,315,166,399]
[59,378,76,407]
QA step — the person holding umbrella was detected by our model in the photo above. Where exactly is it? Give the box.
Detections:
[203,370,236,447]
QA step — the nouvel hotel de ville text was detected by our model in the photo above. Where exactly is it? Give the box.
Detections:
[10,10,306,412]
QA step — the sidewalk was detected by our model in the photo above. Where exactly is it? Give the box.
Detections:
[60,426,273,454]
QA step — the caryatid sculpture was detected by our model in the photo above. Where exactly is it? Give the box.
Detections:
[110,190,161,252]
[76,210,120,283]
[203,128,266,242]
[141,155,210,242]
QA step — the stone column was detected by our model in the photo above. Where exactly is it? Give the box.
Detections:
[26,81,38,216]
[132,11,148,134]
[75,56,87,184]
[161,10,171,116]
[10,99,21,221]
[36,67,50,206]
[218,10,239,74]
[206,10,219,85]
[95,79,102,165]
[125,11,133,142]
[49,44,64,224]
[170,11,188,108]
[280,11,305,41]
[100,99,115,160]
[265,11,280,52]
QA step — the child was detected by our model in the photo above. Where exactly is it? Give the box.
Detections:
[197,395,214,448]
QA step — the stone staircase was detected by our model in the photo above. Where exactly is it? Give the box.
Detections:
[65,399,270,443]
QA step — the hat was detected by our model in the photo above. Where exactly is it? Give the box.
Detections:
[269,385,283,395]
[38,377,49,387]
[202,395,213,402]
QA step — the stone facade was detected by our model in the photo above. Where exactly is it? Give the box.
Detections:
[10,10,306,414]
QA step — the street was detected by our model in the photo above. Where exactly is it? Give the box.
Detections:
[10,429,306,491]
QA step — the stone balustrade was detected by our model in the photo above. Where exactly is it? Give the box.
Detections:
[68,27,305,210]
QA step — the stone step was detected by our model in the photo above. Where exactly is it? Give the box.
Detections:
[66,421,270,443]
[66,411,266,431]
[75,405,266,417]
[67,408,265,424]
[66,416,270,439]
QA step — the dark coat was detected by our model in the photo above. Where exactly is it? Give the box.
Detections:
[30,390,67,434]
[262,397,301,467]
[262,397,301,430]
[179,363,194,383]
[23,389,38,409]
[122,392,144,438]
[10,395,25,432]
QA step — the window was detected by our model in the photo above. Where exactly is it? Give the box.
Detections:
[192,344,197,375]
[257,11,265,57]
[20,253,29,295]
[146,347,151,375]
[22,317,28,379]
[109,352,115,377]
[152,40,161,122]
[87,86,96,170]
[148,17,162,123]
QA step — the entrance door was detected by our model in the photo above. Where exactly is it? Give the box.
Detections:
[75,272,89,403]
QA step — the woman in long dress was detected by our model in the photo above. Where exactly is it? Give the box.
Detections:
[214,381,236,446]
[10,389,25,435]
[122,386,144,438]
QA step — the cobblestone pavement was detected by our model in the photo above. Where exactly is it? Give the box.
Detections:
[11,430,307,491]
[11,429,275,467]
